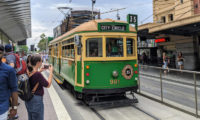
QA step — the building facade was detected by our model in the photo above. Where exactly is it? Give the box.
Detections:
[138,0,200,70]
[54,10,100,38]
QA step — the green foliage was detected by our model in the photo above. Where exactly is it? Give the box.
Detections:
[37,33,48,51]
[18,45,28,52]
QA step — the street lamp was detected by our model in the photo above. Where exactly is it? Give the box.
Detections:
[92,0,96,20]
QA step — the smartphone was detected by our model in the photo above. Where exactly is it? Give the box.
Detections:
[43,65,49,69]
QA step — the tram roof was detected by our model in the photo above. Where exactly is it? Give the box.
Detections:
[50,19,136,45]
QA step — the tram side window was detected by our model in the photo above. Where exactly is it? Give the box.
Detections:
[86,38,102,57]
[63,45,75,58]
[62,46,66,57]
[106,38,123,57]
[54,46,58,56]
[71,45,75,58]
[49,48,51,56]
[127,38,135,56]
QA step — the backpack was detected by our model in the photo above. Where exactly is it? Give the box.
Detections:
[18,73,39,101]
[7,53,27,75]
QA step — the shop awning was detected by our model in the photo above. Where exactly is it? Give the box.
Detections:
[148,14,200,36]
[0,0,31,42]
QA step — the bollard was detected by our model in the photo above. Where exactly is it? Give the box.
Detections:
[160,69,163,102]
[138,65,141,93]
[193,73,198,117]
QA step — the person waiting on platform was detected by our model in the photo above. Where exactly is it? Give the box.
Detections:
[177,52,184,70]
[163,52,170,74]
[0,44,18,120]
[141,52,147,65]
[25,54,53,120]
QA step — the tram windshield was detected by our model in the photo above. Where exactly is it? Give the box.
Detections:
[106,38,123,57]
[127,38,134,56]
[86,38,102,57]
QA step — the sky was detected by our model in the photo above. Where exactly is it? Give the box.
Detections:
[28,0,153,48]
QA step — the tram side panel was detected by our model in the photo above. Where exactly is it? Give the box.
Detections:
[60,59,75,86]
[53,56,59,74]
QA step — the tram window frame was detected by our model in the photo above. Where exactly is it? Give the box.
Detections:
[86,38,103,57]
[126,38,135,57]
[106,38,124,57]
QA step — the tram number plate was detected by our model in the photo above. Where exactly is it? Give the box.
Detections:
[110,80,120,85]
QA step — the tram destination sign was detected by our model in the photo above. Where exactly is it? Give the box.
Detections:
[127,14,138,31]
[98,23,129,32]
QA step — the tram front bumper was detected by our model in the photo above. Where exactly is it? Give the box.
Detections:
[82,86,138,94]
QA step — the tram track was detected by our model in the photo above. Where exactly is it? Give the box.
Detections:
[90,108,106,120]
[132,105,160,120]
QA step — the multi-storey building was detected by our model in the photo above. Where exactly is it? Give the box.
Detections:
[138,0,200,70]
[54,9,100,38]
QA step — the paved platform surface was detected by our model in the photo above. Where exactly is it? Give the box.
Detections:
[17,88,58,120]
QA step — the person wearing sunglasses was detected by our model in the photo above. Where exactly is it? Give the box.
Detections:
[0,44,18,120]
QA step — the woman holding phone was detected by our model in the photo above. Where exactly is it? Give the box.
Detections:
[25,54,53,120]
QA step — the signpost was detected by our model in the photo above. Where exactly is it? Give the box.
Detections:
[127,14,138,31]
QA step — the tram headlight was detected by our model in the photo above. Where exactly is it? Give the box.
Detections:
[135,77,138,80]
[86,80,90,84]
[112,70,119,78]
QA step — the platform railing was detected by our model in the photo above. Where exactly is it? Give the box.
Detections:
[138,64,200,118]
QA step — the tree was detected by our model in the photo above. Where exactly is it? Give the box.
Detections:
[18,45,28,53]
[37,33,48,51]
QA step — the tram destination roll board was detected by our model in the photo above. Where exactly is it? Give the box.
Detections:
[98,22,129,32]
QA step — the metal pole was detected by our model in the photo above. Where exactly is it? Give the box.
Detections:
[160,69,163,102]
[194,73,198,117]
[92,0,94,20]
[138,65,141,93]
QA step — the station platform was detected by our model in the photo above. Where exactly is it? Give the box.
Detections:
[17,89,58,120]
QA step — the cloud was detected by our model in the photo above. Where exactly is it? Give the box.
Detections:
[49,3,86,10]
[32,3,41,9]
[27,19,53,48]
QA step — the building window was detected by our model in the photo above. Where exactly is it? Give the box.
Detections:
[195,4,198,8]
[161,16,166,23]
[168,14,173,21]
[180,0,183,4]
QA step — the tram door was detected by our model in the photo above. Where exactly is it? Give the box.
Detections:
[59,43,62,74]
[75,35,83,86]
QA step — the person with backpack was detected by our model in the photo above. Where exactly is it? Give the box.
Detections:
[5,44,16,68]
[5,44,27,119]
[0,44,18,120]
[26,54,53,120]
[5,44,27,75]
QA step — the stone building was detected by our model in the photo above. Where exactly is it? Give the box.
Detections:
[138,0,200,70]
